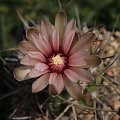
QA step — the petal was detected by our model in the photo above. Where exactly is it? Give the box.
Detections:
[32,73,50,93]
[17,40,37,54]
[14,66,31,81]
[28,51,46,62]
[63,75,82,100]
[69,50,90,60]
[69,32,95,55]
[68,50,90,67]
[26,27,39,42]
[55,11,67,45]
[40,34,52,54]
[84,55,102,68]
[64,69,79,82]
[63,30,75,55]
[52,29,59,52]
[32,35,47,56]
[49,73,57,84]
[52,74,64,94]
[41,19,53,46]
[32,34,52,56]
[65,19,76,36]
[69,32,79,51]
[29,68,49,78]
[68,59,87,67]
[71,67,94,82]
[34,63,48,71]
[20,55,40,66]
[49,84,58,95]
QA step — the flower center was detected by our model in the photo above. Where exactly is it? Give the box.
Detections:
[48,53,67,73]
[52,55,63,65]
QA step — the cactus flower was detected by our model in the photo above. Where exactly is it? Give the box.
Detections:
[14,11,101,99]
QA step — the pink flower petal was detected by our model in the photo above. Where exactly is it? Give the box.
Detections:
[68,50,90,67]
[49,73,57,84]
[52,29,59,52]
[69,32,95,55]
[28,62,49,78]
[32,34,52,56]
[28,51,46,62]
[69,50,90,60]
[14,66,31,81]
[65,19,76,36]
[55,11,67,46]
[63,75,82,100]
[31,35,46,55]
[71,67,94,82]
[34,63,48,71]
[84,55,102,68]
[26,27,39,42]
[41,19,53,46]
[52,74,64,94]
[17,40,37,54]
[29,68,49,78]
[49,84,58,95]
[69,32,79,51]
[32,73,50,93]
[68,59,87,67]
[64,69,79,82]
[63,30,75,55]
[20,55,40,66]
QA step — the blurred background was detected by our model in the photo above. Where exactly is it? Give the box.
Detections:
[0,0,120,49]
[0,0,120,119]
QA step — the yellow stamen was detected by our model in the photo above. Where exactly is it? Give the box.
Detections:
[52,55,63,65]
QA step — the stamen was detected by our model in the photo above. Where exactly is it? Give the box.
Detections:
[52,55,63,65]
[48,53,67,72]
